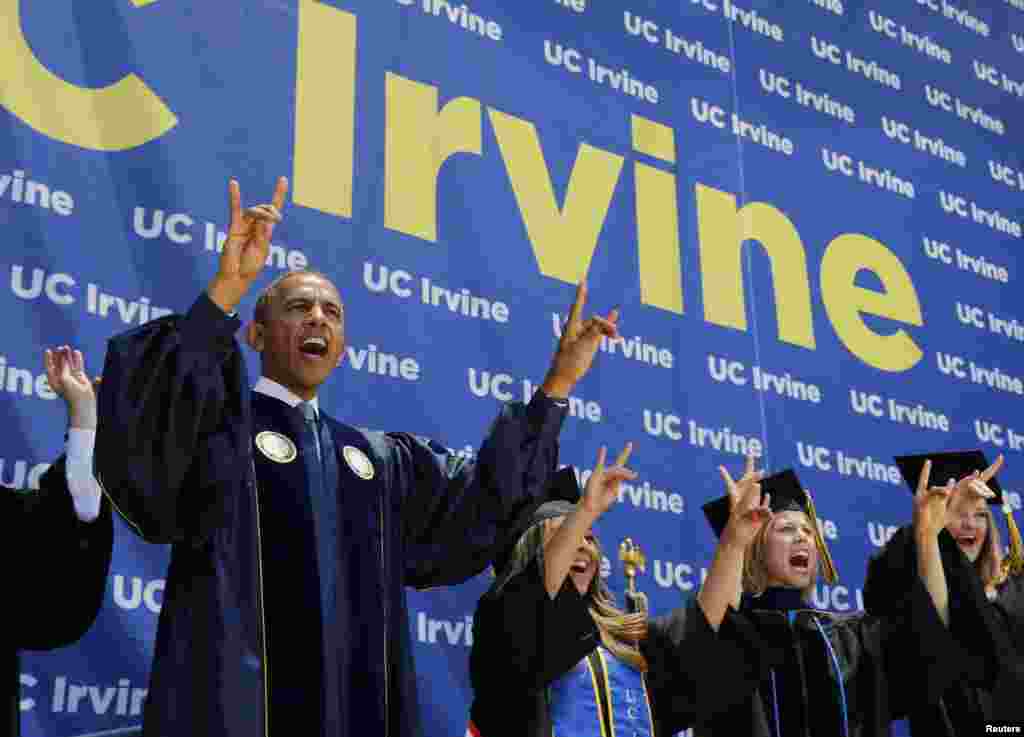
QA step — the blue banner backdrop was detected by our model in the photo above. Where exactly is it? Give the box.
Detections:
[2,1,1023,735]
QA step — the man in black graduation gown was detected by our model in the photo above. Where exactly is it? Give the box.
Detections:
[4,346,113,737]
[94,177,621,737]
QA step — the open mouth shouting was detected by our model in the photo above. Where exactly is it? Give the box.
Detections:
[570,557,591,574]
[955,534,979,550]
[568,553,597,593]
[788,549,812,573]
[299,335,330,359]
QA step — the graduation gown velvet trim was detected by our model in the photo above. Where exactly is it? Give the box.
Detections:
[470,557,734,737]
[94,293,569,737]
[684,572,956,737]
[863,525,1024,734]
[2,456,113,737]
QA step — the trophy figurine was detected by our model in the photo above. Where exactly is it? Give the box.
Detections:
[619,537,649,614]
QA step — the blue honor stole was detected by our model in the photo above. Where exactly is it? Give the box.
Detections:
[548,646,654,737]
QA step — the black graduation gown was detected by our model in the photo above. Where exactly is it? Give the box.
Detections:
[863,526,1024,735]
[682,575,959,737]
[94,293,568,737]
[2,456,113,737]
[469,558,709,737]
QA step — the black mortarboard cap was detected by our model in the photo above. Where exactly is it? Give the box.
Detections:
[701,468,838,583]
[894,450,1004,504]
[702,469,809,538]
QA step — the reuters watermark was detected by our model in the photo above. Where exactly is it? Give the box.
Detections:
[986,725,1024,734]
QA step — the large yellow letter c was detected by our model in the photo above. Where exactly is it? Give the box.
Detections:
[0,0,177,151]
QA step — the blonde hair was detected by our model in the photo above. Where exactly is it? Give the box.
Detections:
[491,518,650,671]
[585,536,649,672]
[742,514,817,603]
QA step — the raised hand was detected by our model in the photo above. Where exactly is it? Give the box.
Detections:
[43,346,98,429]
[913,460,956,540]
[207,176,289,313]
[541,281,619,399]
[719,455,771,550]
[699,455,769,629]
[959,455,1003,502]
[580,444,637,519]
[541,443,637,599]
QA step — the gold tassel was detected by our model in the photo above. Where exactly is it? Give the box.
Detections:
[1002,503,1024,577]
[803,488,839,585]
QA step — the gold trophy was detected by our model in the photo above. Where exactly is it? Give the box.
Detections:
[619,537,649,615]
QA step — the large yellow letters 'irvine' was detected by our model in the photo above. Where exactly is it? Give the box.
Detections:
[0,0,176,151]
[489,110,623,285]
[821,234,924,372]
[4,0,925,373]
[696,184,816,349]
[228,0,928,373]
[293,0,357,219]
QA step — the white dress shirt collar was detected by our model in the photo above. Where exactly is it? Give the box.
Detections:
[253,377,319,417]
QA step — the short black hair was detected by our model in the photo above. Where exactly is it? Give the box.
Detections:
[252,269,337,323]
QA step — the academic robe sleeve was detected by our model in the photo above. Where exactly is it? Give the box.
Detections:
[470,558,598,693]
[4,456,113,650]
[848,575,974,722]
[994,571,1024,643]
[387,393,567,587]
[95,293,250,544]
[641,599,707,733]
[989,573,1024,720]
[643,598,785,728]
[864,525,999,711]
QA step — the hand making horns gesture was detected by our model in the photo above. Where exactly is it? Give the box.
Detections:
[720,454,771,549]
[959,454,1003,502]
[580,444,637,519]
[913,460,957,540]
[208,176,289,313]
[541,280,620,399]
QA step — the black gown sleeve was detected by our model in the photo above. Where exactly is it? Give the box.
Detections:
[994,572,1024,645]
[5,456,113,650]
[469,558,598,693]
[387,393,567,588]
[981,571,1024,722]
[95,293,251,545]
[863,525,1001,713]
[853,577,973,722]
[643,597,782,729]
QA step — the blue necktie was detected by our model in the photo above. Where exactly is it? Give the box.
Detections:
[298,400,341,732]
[299,401,322,461]
[299,402,334,619]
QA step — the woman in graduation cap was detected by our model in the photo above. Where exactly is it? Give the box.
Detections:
[468,445,715,737]
[863,450,1024,734]
[692,456,963,737]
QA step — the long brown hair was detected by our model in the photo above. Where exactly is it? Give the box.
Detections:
[949,495,1007,588]
[974,505,1005,588]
